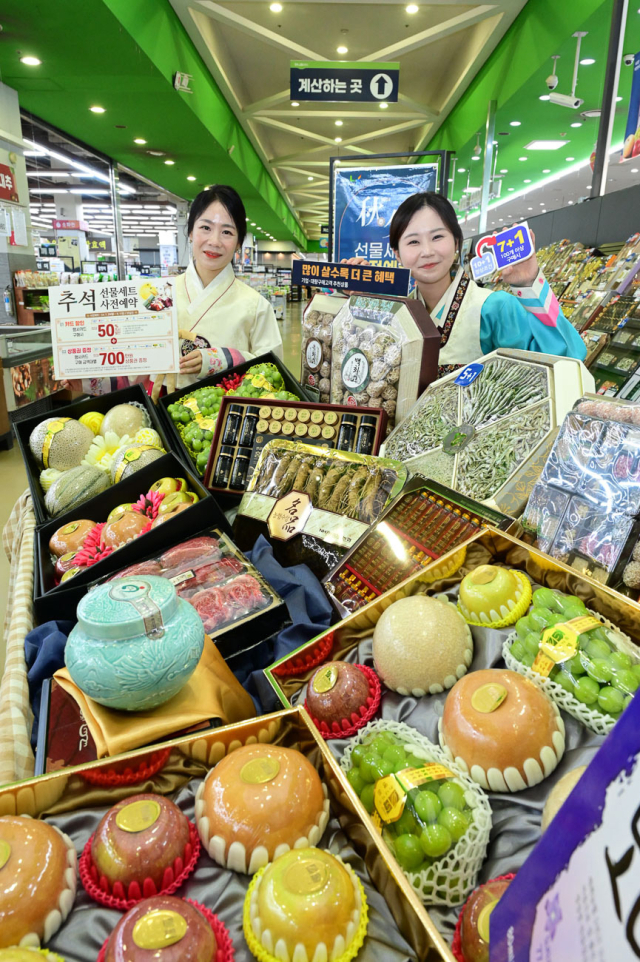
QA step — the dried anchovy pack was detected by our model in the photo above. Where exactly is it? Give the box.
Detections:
[232,438,407,577]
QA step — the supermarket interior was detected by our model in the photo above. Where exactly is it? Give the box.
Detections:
[3,1,640,960]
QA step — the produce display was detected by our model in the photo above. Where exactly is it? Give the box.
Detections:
[439,668,566,792]
[166,363,301,475]
[0,815,77,948]
[195,745,330,873]
[372,594,473,696]
[304,661,381,737]
[205,396,386,495]
[109,532,281,639]
[102,895,223,962]
[323,478,511,617]
[84,794,193,899]
[341,721,492,905]
[0,950,65,961]
[65,576,205,711]
[234,439,407,577]
[329,293,439,427]
[243,848,367,962]
[45,475,201,585]
[541,766,587,833]
[522,397,640,583]
[504,585,639,734]
[382,350,590,514]
[457,565,531,628]
[455,875,514,962]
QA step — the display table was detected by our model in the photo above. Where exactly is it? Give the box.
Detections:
[0,491,37,785]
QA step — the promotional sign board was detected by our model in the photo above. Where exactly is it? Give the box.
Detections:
[0,164,19,204]
[50,278,179,380]
[291,259,410,296]
[492,691,640,961]
[291,60,399,103]
[472,223,534,280]
[621,52,640,163]
[332,163,438,265]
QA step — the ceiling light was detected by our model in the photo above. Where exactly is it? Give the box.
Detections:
[308,176,313,180]
[335,120,343,126]
[566,156,575,161]
[164,159,175,165]
[570,122,582,128]
[337,46,348,54]
[524,140,568,150]
[270,3,283,11]
[499,169,508,174]
[510,121,521,127]
[89,106,105,113]
[539,95,550,101]
[617,96,623,102]
[251,222,256,226]
[291,102,300,107]
[542,168,551,173]
[499,218,503,222]
[519,157,527,162]
[528,207,533,210]
[540,202,545,205]
[335,137,342,142]
[20,56,41,66]
[379,103,389,109]
[508,187,514,191]
[542,209,547,213]
[187,176,196,181]
[568,200,574,204]
[458,167,466,173]
[524,179,531,183]
[471,156,480,161]
[134,138,147,144]
[580,58,595,65]
[632,168,639,173]
[582,109,601,119]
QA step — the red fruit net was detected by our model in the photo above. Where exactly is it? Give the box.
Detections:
[304,664,382,739]
[451,873,516,962]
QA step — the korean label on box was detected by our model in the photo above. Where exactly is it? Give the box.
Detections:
[49,279,180,379]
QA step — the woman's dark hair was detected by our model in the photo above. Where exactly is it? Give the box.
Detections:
[389,192,463,254]
[187,185,247,246]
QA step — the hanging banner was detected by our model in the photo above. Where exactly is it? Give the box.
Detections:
[0,164,19,204]
[332,163,439,266]
[621,52,640,162]
[291,61,399,103]
[492,691,640,961]
[49,278,179,379]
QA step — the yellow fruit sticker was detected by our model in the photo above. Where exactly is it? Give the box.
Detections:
[536,615,602,676]
[42,417,71,468]
[374,775,407,824]
[284,857,329,895]
[395,764,454,792]
[183,397,201,416]
[194,417,217,431]
[132,910,187,949]
[313,664,338,694]
[241,757,281,784]
[0,840,11,870]
[471,683,508,714]
[477,899,499,943]
[115,799,161,833]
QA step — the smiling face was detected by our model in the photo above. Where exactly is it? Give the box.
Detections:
[190,199,239,282]
[395,204,458,289]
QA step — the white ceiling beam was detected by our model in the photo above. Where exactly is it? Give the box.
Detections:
[194,1,325,59]
[285,189,329,201]
[254,108,433,120]
[271,165,330,182]
[271,160,335,168]
[360,5,498,61]
[252,116,341,147]
[244,89,291,115]
[275,143,374,163]
[398,94,440,119]
[334,118,427,148]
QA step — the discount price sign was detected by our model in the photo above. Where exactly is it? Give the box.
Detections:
[49,279,180,379]
[472,223,534,281]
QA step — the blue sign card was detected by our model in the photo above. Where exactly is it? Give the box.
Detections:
[291,259,410,296]
[492,690,640,961]
[470,250,497,281]
[290,60,399,103]
[492,224,534,271]
[454,363,484,386]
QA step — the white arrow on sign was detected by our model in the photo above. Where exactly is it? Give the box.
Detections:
[370,73,394,100]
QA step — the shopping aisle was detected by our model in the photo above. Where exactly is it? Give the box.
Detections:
[0,297,304,672]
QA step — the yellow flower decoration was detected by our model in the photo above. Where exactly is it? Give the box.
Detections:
[82,431,131,474]
[40,467,63,493]
[79,411,104,435]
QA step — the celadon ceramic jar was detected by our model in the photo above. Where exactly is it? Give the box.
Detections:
[65,576,205,710]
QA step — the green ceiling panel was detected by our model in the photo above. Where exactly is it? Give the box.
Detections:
[0,0,305,246]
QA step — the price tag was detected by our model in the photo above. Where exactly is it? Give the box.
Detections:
[455,363,484,387]
[49,279,179,379]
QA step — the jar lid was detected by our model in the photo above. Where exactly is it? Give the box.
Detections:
[220,446,235,456]
[228,404,244,415]
[360,415,377,426]
[245,406,261,416]
[76,576,178,642]
[235,447,252,460]
[341,414,358,425]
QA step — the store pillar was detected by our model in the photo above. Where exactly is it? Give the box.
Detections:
[0,82,36,317]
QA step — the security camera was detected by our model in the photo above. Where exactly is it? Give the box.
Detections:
[549,92,584,109]
[546,74,559,91]
[624,53,635,67]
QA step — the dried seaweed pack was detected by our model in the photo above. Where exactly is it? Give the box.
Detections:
[232,438,407,577]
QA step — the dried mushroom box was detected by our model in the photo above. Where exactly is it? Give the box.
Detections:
[522,395,640,584]
[233,438,408,577]
[301,292,348,401]
[329,292,440,427]
[382,349,594,516]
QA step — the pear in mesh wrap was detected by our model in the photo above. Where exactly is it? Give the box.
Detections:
[372,594,473,696]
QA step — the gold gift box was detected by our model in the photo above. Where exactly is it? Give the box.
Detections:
[265,526,640,709]
[0,706,456,962]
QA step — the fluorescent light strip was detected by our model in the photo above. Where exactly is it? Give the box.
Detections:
[23,139,135,194]
[463,142,623,221]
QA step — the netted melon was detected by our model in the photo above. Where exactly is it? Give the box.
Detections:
[29,417,94,471]
[45,465,110,518]
[110,444,164,484]
[100,403,150,439]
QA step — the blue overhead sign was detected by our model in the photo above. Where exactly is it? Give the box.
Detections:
[290,61,399,103]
